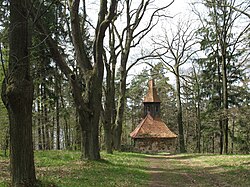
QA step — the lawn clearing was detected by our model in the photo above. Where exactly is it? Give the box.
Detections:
[0,151,149,187]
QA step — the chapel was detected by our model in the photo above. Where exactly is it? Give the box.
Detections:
[130,79,177,153]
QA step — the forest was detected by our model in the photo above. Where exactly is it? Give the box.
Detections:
[0,0,249,186]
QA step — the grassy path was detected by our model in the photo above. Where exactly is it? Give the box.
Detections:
[146,154,250,187]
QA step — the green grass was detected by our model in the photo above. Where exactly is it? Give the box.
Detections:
[190,154,250,186]
[0,150,149,187]
[146,153,250,187]
[1,151,249,187]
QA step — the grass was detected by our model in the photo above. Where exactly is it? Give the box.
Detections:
[0,151,250,187]
[0,150,148,187]
[147,153,250,187]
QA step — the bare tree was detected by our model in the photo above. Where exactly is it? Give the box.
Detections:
[153,19,198,153]
[111,0,174,150]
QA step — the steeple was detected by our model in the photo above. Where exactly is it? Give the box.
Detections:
[143,79,161,103]
[143,79,161,118]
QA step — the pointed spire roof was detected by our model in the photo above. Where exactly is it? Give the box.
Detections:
[143,79,161,103]
[130,114,177,139]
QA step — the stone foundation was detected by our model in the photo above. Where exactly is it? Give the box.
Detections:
[133,138,177,153]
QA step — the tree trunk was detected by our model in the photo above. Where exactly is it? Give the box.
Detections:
[51,115,55,150]
[41,84,46,150]
[102,25,117,154]
[231,117,235,154]
[55,65,60,150]
[103,64,114,153]
[219,120,224,154]
[44,92,50,150]
[1,0,36,185]
[175,66,186,153]
[74,110,81,150]
[33,0,116,160]
[114,70,126,150]
[221,54,229,154]
[196,102,201,153]
[37,87,43,150]
[212,133,215,153]
[56,98,60,150]
[216,51,223,155]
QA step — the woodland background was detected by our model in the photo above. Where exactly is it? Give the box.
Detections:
[0,0,249,160]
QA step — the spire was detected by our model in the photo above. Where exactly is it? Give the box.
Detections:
[143,79,161,103]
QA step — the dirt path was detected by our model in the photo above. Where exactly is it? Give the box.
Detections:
[146,154,232,187]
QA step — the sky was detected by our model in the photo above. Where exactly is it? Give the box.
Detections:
[85,0,195,85]
[127,0,191,84]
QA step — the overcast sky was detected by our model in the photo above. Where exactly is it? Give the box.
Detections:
[127,0,192,84]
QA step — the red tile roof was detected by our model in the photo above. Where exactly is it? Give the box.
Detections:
[143,79,161,103]
[130,114,177,139]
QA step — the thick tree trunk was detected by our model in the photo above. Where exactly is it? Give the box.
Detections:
[1,0,36,185]
[104,126,113,153]
[71,76,101,160]
[88,76,102,160]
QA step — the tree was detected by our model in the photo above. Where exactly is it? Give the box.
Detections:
[154,19,198,153]
[32,0,117,160]
[182,63,203,153]
[111,0,174,150]
[102,24,117,154]
[1,0,36,186]
[193,0,250,154]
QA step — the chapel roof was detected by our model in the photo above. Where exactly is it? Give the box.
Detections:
[130,114,177,139]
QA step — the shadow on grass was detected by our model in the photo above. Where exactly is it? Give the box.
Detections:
[34,151,150,186]
[146,153,250,187]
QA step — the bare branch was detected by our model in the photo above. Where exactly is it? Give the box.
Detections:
[69,0,92,71]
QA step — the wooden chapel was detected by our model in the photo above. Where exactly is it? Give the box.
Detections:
[130,79,177,153]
